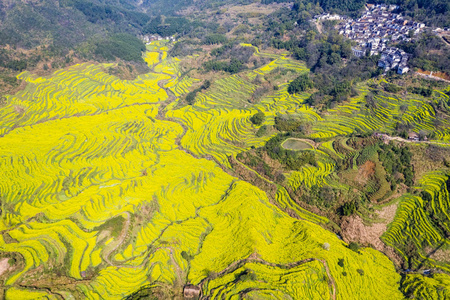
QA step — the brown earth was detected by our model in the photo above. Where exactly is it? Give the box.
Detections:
[0,258,10,277]
[357,160,376,185]
[428,247,450,262]
[416,69,450,81]
[340,203,402,266]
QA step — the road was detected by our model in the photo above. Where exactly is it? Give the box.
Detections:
[415,71,450,83]
[376,133,450,146]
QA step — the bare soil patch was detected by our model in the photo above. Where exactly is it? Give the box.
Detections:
[0,258,10,277]
[341,203,402,266]
[357,160,375,185]
[428,247,450,262]
[417,69,450,81]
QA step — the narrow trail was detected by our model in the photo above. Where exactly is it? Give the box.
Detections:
[103,211,131,266]
[151,48,206,162]
[415,71,450,83]
[377,133,450,146]
[318,259,336,300]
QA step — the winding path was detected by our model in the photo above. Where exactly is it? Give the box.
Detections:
[376,133,450,146]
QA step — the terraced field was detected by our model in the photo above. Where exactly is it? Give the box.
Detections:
[309,90,449,140]
[382,171,450,272]
[401,273,450,299]
[0,42,409,299]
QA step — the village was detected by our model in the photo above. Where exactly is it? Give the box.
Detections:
[141,34,176,45]
[315,4,427,74]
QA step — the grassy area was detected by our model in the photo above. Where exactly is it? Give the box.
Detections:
[281,138,313,150]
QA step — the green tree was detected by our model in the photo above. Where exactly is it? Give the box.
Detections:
[250,111,265,125]
[288,74,313,94]
[348,242,360,253]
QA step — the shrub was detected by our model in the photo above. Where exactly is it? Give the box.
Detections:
[384,83,402,93]
[186,91,198,105]
[274,115,303,132]
[204,34,227,45]
[322,243,330,251]
[288,74,313,94]
[250,112,265,126]
[338,258,344,268]
[357,269,364,276]
[256,125,268,137]
[185,80,211,105]
[348,242,360,253]
[341,202,357,216]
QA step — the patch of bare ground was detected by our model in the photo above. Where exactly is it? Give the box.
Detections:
[0,258,10,277]
[341,203,402,266]
[25,274,81,288]
[427,247,450,262]
[357,160,376,185]
[412,144,450,181]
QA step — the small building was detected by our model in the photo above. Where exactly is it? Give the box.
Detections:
[352,47,365,57]
[408,132,419,141]
[398,65,409,74]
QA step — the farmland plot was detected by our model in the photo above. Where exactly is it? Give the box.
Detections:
[0,42,409,299]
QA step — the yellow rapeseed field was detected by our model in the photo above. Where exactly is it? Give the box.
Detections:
[0,42,406,299]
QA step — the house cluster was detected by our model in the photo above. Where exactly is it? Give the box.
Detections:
[141,34,176,45]
[338,4,425,49]
[313,13,345,21]
[378,47,410,74]
[328,4,427,74]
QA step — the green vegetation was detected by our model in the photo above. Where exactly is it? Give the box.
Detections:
[378,143,414,187]
[282,139,313,151]
[399,33,450,74]
[409,86,433,97]
[341,201,357,216]
[204,34,228,45]
[93,34,146,63]
[379,0,450,27]
[185,80,211,105]
[203,58,246,74]
[274,115,305,132]
[287,74,313,94]
[250,111,265,125]
[265,134,317,170]
[349,242,360,253]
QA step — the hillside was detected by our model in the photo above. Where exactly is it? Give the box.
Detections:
[0,0,450,299]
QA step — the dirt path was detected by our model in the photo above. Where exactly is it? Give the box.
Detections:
[415,71,450,83]
[0,258,10,277]
[377,133,450,146]
[103,212,131,266]
[318,259,336,300]
[437,33,450,47]
[314,20,323,34]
